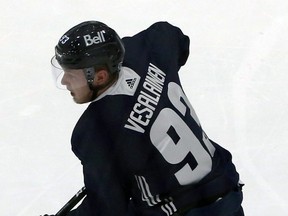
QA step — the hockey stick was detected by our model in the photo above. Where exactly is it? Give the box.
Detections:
[55,186,87,216]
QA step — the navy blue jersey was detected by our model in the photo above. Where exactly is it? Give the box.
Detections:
[68,22,240,216]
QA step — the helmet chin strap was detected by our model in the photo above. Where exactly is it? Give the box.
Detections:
[83,67,98,101]
[84,67,95,88]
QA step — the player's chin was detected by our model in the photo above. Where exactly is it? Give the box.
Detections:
[73,97,86,104]
[73,95,91,104]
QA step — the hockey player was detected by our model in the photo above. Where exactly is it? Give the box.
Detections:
[47,21,244,216]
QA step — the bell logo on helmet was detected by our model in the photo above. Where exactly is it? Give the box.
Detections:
[83,30,106,47]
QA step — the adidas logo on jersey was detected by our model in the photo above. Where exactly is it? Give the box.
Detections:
[83,30,106,47]
[126,78,137,89]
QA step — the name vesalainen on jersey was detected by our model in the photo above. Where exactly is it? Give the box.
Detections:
[124,63,166,133]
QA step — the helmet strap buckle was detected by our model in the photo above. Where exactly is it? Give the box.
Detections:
[84,67,95,90]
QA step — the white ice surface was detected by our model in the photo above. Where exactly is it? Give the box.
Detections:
[1,0,288,215]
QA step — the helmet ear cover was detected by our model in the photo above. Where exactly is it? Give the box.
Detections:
[83,67,95,88]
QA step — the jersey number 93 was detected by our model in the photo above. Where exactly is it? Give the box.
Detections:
[150,82,216,185]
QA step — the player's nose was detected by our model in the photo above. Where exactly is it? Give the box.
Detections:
[61,73,69,86]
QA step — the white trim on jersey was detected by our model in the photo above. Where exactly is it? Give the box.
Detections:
[135,175,161,206]
[135,175,177,216]
[92,66,140,102]
[161,199,177,216]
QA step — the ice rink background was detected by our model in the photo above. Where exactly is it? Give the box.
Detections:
[1,0,288,215]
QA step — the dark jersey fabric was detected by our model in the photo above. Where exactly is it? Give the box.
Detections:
[67,22,240,216]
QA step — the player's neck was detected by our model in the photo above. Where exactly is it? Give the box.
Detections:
[96,74,119,97]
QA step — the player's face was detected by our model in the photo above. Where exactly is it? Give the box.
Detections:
[61,69,93,104]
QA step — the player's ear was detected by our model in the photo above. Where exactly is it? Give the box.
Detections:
[94,69,109,86]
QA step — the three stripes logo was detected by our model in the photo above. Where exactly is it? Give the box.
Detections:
[135,175,177,216]
[125,78,137,89]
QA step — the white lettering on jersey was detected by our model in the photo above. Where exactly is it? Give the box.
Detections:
[124,63,166,133]
[83,30,106,46]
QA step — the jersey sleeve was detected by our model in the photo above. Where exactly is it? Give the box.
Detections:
[67,108,130,216]
[146,22,190,70]
[122,22,190,74]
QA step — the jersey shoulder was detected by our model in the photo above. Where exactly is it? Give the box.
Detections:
[122,22,190,73]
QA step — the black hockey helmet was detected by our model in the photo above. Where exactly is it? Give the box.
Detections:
[54,21,125,74]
